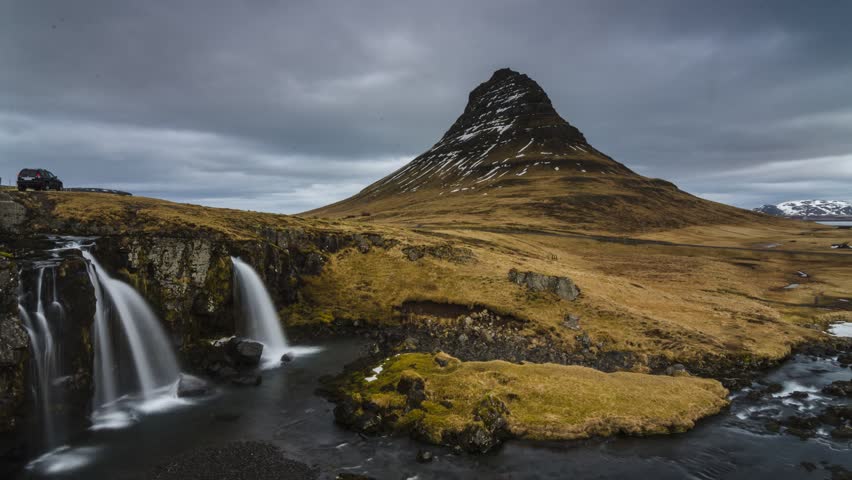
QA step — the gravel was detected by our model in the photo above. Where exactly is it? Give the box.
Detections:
[148,441,318,480]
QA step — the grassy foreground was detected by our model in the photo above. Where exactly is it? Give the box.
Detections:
[334,352,729,449]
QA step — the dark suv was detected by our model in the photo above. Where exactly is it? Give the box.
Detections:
[17,168,63,191]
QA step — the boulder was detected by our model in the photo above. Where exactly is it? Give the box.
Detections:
[784,414,820,430]
[508,269,580,301]
[458,423,499,454]
[332,396,361,426]
[416,450,434,463]
[396,370,426,406]
[177,374,209,398]
[765,383,783,394]
[457,394,510,453]
[819,405,852,426]
[280,352,294,362]
[227,337,264,366]
[782,414,820,438]
[355,411,383,433]
[822,380,852,397]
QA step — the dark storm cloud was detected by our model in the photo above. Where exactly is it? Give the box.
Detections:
[2,0,850,212]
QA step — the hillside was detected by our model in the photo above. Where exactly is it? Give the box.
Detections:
[3,190,850,371]
[307,69,781,234]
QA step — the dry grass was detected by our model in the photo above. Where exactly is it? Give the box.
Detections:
[356,352,729,441]
[18,191,395,241]
[290,221,852,364]
[17,191,852,367]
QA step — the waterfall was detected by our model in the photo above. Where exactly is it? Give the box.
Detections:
[231,257,289,366]
[20,243,193,474]
[18,266,60,449]
[84,256,118,408]
[81,251,180,415]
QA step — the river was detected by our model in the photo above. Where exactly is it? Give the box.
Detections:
[19,331,852,480]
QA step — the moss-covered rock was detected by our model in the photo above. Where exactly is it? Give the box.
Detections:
[330,352,729,453]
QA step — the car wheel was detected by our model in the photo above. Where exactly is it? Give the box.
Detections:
[17,185,25,192]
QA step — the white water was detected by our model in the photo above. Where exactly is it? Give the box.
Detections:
[231,257,321,367]
[25,445,102,475]
[18,267,60,449]
[84,256,118,409]
[80,251,182,428]
[231,257,289,366]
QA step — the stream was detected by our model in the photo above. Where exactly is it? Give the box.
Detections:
[18,334,852,480]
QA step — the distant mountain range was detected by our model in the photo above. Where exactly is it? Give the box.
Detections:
[753,200,852,219]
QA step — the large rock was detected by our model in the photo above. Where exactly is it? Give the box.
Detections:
[396,370,426,406]
[823,380,852,397]
[508,269,580,301]
[227,337,264,366]
[457,394,510,453]
[177,374,210,398]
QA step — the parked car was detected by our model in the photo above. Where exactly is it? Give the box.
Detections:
[17,168,63,191]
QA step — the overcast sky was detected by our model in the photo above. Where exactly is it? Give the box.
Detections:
[2,0,850,212]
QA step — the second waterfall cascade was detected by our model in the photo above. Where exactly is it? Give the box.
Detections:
[231,257,320,367]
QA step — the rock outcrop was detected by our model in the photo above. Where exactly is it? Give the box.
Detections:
[0,192,27,235]
[0,254,27,433]
[81,227,394,347]
[508,268,580,301]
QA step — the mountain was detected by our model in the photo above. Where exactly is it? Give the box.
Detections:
[754,200,852,219]
[307,68,772,234]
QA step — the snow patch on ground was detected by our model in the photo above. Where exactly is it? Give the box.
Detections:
[365,364,384,383]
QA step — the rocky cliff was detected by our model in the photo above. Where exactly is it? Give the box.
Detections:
[0,254,27,434]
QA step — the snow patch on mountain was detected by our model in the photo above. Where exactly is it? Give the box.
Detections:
[754,200,852,217]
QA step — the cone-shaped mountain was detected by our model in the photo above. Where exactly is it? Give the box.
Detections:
[308,68,769,234]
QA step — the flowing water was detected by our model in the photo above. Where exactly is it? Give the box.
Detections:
[79,250,183,431]
[19,244,189,474]
[13,336,851,480]
[231,257,319,367]
[17,267,61,450]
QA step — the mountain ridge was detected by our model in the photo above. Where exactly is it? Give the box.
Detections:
[754,200,852,219]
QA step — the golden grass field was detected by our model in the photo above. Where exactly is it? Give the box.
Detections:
[17,190,852,367]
